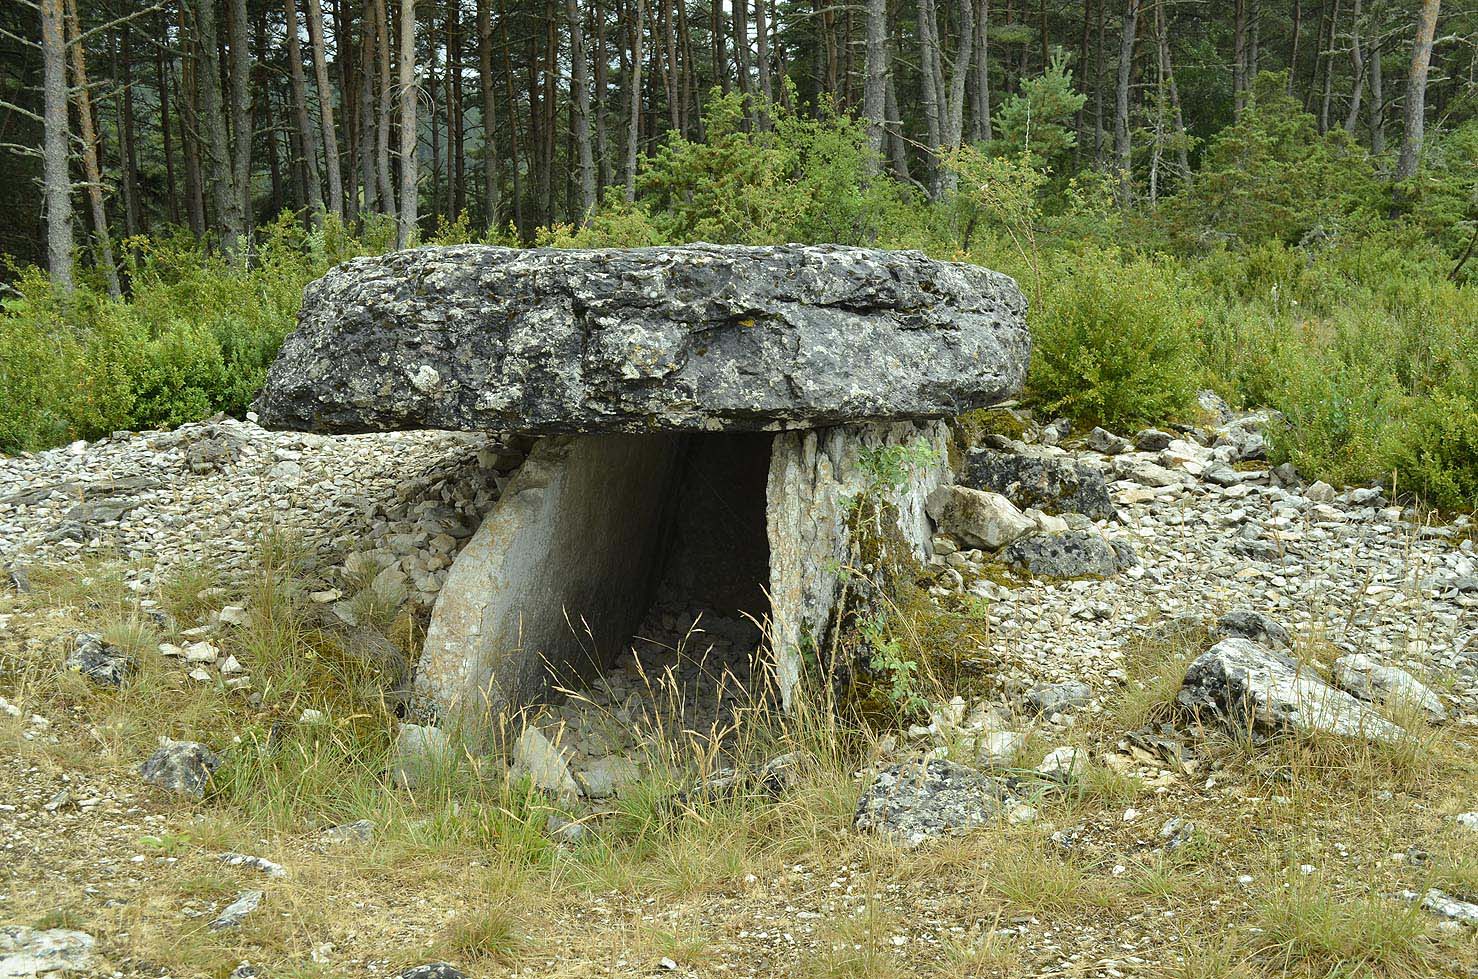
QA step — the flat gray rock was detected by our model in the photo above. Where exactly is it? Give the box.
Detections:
[1178,639,1407,743]
[853,759,1011,846]
[257,245,1028,435]
[0,926,95,977]
[139,739,221,798]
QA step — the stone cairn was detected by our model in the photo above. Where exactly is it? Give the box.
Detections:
[257,243,1030,748]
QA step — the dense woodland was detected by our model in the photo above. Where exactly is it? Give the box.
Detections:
[0,0,1476,507]
[2,0,1474,269]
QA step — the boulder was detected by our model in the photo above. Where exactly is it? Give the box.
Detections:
[63,633,130,687]
[139,739,221,798]
[1000,530,1136,579]
[924,486,1035,551]
[853,760,1012,846]
[257,245,1029,436]
[959,446,1115,520]
[1177,639,1406,743]
[1332,653,1446,722]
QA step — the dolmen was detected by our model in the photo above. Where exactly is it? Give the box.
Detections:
[258,244,1029,743]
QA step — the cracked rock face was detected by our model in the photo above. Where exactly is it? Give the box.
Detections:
[256,244,1029,435]
[1177,638,1407,743]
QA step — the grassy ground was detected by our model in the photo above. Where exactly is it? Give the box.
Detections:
[2,544,1476,978]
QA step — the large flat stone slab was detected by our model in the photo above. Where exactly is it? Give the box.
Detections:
[256,244,1028,435]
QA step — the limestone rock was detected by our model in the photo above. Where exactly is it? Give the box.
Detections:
[208,890,263,931]
[511,727,580,801]
[1212,611,1293,651]
[1177,639,1406,743]
[1332,653,1447,722]
[1085,427,1130,455]
[139,739,221,798]
[1027,680,1093,714]
[0,926,95,977]
[973,731,1026,769]
[853,760,1011,846]
[960,446,1115,519]
[401,964,466,979]
[1421,889,1478,926]
[257,245,1029,435]
[1000,530,1136,579]
[767,421,951,709]
[1036,746,1087,783]
[925,486,1034,551]
[63,633,130,687]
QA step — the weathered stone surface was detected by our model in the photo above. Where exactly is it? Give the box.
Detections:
[1000,529,1136,579]
[767,421,951,708]
[414,435,684,733]
[853,759,1011,845]
[925,485,1034,551]
[0,927,95,977]
[1332,653,1447,722]
[1177,639,1406,742]
[257,245,1028,435]
[960,446,1115,520]
[139,739,221,798]
[1212,610,1293,651]
[208,890,264,931]
[63,633,130,687]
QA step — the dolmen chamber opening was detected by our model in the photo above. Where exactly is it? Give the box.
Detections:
[256,243,1029,746]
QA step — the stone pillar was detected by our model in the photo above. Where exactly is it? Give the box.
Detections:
[765,420,952,709]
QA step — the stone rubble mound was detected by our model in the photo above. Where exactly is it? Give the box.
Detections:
[257,244,1030,435]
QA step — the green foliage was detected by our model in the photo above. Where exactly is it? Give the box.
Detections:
[989,51,1087,171]
[635,88,905,245]
[1029,248,1200,430]
[4,60,1478,511]
[1175,72,1381,248]
[0,212,380,453]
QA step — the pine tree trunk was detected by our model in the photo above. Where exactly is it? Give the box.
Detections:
[885,70,910,181]
[1394,0,1440,179]
[568,0,597,216]
[863,0,887,170]
[375,0,395,211]
[1319,0,1341,133]
[973,0,992,142]
[1114,0,1140,204]
[197,0,244,251]
[918,0,943,195]
[1344,0,1364,132]
[624,0,643,202]
[157,15,180,226]
[284,0,326,220]
[227,0,254,240]
[39,0,74,291]
[358,18,381,213]
[497,0,525,235]
[118,28,143,236]
[306,0,345,218]
[476,0,501,229]
[63,0,121,296]
[1368,29,1385,155]
[1233,0,1248,114]
[755,0,772,104]
[396,0,418,247]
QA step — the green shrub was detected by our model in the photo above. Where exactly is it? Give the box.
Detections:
[1028,249,1200,430]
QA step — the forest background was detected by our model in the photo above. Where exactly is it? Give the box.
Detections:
[1,0,1475,509]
